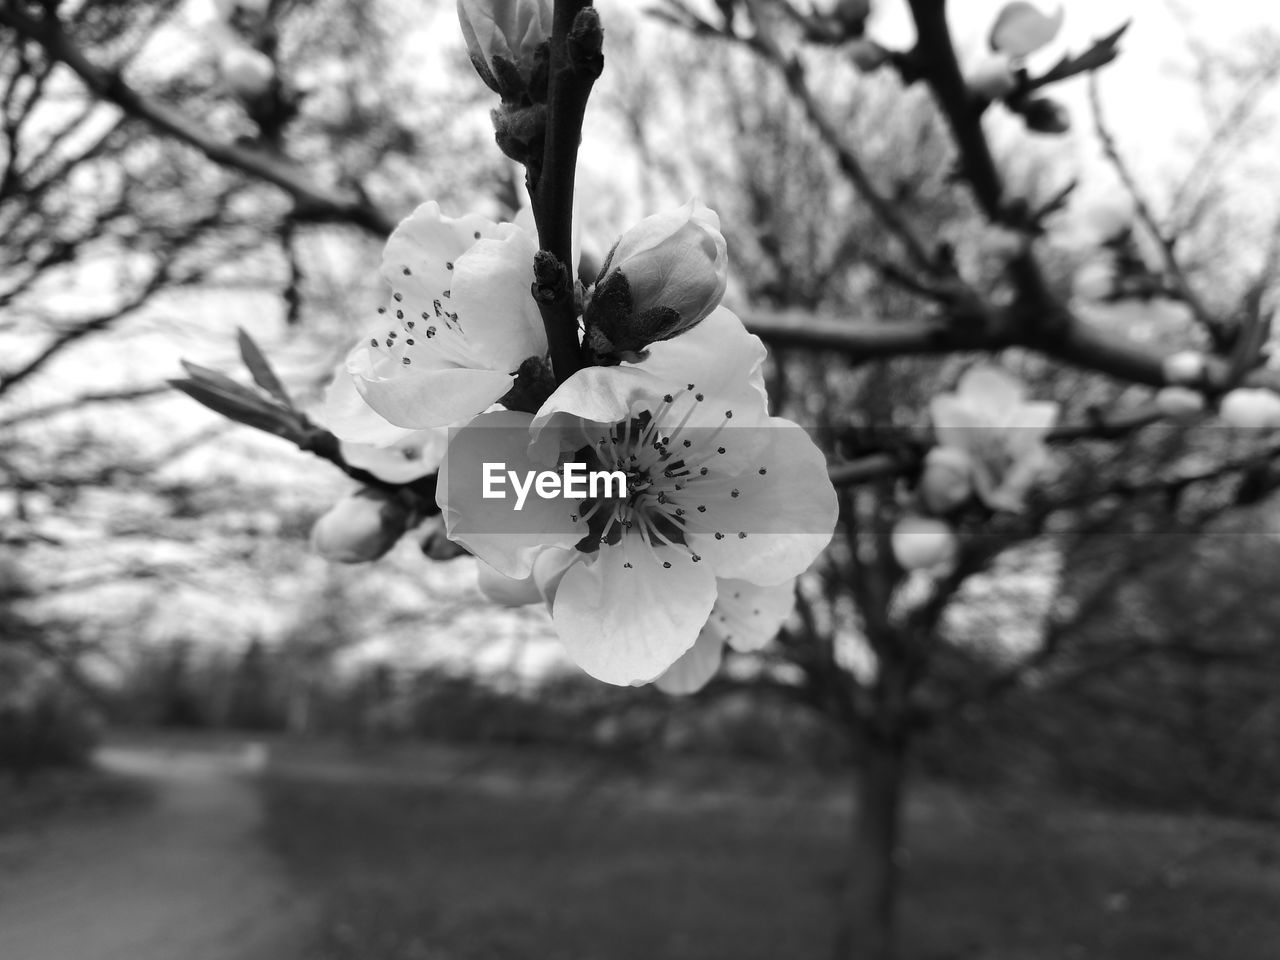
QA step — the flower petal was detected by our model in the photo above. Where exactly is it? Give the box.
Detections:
[990,2,1064,58]
[685,418,837,584]
[355,365,517,430]
[318,358,418,446]
[354,202,546,429]
[449,229,548,372]
[476,545,577,607]
[438,410,581,577]
[530,307,770,443]
[709,578,797,653]
[958,365,1025,416]
[340,427,448,484]
[553,540,716,685]
[654,628,724,695]
[476,559,542,607]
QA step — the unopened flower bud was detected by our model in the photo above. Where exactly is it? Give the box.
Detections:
[918,447,974,515]
[967,52,1017,100]
[822,0,871,32]
[1155,386,1205,421]
[848,38,891,73]
[584,200,728,361]
[1162,351,1205,386]
[311,488,410,563]
[989,1,1064,59]
[891,516,958,572]
[1081,196,1132,242]
[458,0,553,101]
[1072,260,1114,302]
[1219,388,1280,429]
[219,46,274,100]
[1022,97,1070,135]
[416,516,469,561]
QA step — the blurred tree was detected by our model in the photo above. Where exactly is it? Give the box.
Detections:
[4,2,1280,959]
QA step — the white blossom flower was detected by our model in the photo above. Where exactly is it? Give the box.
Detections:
[891,516,957,572]
[476,556,797,695]
[311,488,410,563]
[930,366,1058,513]
[917,446,974,515]
[317,359,447,483]
[1219,388,1280,429]
[339,201,547,431]
[439,309,837,685]
[457,0,553,97]
[219,46,274,99]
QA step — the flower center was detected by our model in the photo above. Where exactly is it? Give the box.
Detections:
[567,384,762,568]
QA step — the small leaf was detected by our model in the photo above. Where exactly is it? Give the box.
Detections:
[237,328,292,408]
[1032,21,1130,89]
[990,2,1064,58]
[180,360,251,395]
[169,378,302,441]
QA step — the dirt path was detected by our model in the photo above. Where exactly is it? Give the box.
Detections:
[0,744,314,960]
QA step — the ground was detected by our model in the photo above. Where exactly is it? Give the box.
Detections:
[0,742,313,960]
[262,739,1280,960]
[2,735,1279,960]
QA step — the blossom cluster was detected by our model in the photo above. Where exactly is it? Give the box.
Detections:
[892,366,1059,573]
[191,0,276,101]
[312,195,837,691]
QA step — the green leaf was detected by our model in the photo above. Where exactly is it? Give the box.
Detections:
[169,377,302,441]
[237,327,293,408]
[1031,21,1130,89]
[180,360,251,396]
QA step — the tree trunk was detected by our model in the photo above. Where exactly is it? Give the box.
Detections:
[835,730,908,960]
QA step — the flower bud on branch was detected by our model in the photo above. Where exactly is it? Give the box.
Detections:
[311,488,412,563]
[584,201,728,362]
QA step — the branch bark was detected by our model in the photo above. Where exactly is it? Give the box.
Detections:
[0,3,396,234]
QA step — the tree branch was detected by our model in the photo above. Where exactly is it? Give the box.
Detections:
[0,3,396,234]
[528,0,601,384]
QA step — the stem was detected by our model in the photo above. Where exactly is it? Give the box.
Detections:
[530,0,601,385]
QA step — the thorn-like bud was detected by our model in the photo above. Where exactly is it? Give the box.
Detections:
[311,488,410,563]
[1021,97,1071,135]
[532,250,571,304]
[498,354,557,414]
[491,102,547,166]
[568,7,604,80]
